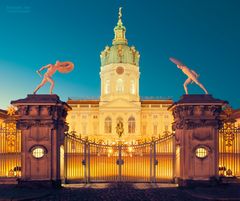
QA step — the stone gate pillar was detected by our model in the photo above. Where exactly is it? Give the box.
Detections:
[169,95,226,186]
[11,95,71,187]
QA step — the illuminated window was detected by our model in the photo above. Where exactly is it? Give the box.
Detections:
[93,124,98,135]
[195,147,208,159]
[32,147,45,159]
[153,124,158,135]
[128,116,135,133]
[82,123,87,135]
[142,125,147,135]
[105,80,110,94]
[116,79,124,93]
[105,117,112,133]
[130,80,135,94]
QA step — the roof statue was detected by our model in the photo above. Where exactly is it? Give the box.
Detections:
[118,7,122,21]
[33,60,74,94]
[170,57,208,94]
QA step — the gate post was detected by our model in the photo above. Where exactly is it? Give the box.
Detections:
[87,142,90,183]
[169,95,226,187]
[152,141,157,182]
[118,145,122,182]
[11,94,71,188]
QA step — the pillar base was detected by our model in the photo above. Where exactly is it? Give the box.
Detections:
[177,177,220,188]
[18,179,62,188]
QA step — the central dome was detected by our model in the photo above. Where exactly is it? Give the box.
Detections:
[100,8,140,66]
[100,45,140,66]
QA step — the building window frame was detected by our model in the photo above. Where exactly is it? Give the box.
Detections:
[104,117,112,133]
[116,79,124,93]
[105,80,110,94]
[128,116,135,133]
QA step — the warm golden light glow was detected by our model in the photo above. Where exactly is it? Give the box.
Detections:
[195,147,208,159]
[65,134,174,182]
[7,105,17,116]
[32,147,45,159]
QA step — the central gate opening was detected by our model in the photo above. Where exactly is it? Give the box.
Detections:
[64,133,175,183]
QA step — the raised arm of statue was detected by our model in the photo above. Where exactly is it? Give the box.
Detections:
[38,64,51,72]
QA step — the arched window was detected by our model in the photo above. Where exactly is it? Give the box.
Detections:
[130,80,135,94]
[128,116,135,133]
[153,124,158,135]
[104,117,112,133]
[116,79,124,93]
[105,80,110,94]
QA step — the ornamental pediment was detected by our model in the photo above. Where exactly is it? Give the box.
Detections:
[100,98,140,110]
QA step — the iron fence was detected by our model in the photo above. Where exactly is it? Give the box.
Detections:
[64,133,175,183]
[219,121,240,177]
[0,119,21,178]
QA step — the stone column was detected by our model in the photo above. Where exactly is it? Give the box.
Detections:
[11,95,71,187]
[169,95,226,186]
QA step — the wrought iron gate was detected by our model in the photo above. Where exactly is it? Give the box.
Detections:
[0,118,21,178]
[219,118,240,177]
[64,133,175,183]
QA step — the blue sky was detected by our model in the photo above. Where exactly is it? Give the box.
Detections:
[0,0,239,109]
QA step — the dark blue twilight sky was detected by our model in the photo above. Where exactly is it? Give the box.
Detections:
[0,0,239,109]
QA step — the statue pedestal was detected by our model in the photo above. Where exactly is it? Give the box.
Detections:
[169,95,226,187]
[11,95,71,188]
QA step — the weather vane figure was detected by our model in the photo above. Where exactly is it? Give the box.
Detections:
[170,57,208,94]
[33,60,74,94]
[118,7,122,20]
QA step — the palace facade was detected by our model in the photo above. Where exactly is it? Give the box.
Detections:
[66,10,174,143]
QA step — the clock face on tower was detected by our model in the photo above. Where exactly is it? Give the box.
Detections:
[116,66,124,75]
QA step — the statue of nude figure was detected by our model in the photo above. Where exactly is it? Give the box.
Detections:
[33,60,61,94]
[177,65,208,94]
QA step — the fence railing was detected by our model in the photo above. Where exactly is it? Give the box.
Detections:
[0,119,21,178]
[64,133,175,183]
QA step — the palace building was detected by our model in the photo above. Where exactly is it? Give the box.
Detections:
[66,10,174,143]
[0,8,239,186]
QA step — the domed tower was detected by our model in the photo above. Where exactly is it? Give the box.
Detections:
[100,8,140,102]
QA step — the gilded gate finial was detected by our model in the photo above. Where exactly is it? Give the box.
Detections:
[7,105,16,116]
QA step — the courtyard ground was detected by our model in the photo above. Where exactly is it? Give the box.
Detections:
[0,183,239,201]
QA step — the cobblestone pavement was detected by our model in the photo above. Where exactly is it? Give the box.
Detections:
[34,183,205,201]
[1,183,240,201]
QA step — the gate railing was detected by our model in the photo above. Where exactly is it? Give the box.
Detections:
[219,122,240,177]
[0,118,21,178]
[64,133,175,183]
[218,106,240,178]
